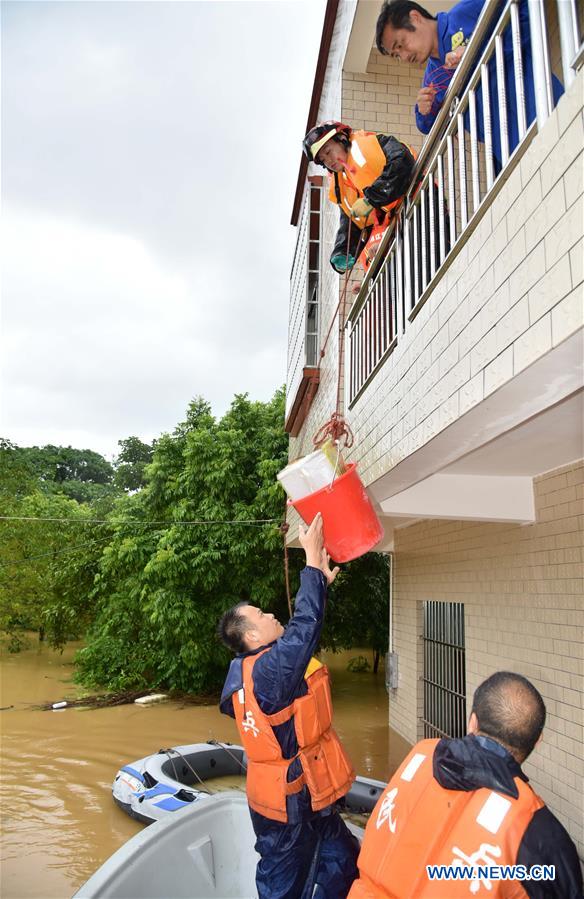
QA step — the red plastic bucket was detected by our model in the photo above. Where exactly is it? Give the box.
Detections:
[291,463,384,563]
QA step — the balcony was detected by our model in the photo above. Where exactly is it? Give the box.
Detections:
[339,0,584,537]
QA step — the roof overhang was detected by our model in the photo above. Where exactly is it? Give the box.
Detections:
[291,0,339,226]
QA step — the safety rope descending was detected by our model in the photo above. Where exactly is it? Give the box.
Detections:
[279,520,292,618]
[281,188,363,586]
[312,411,354,451]
[313,213,361,452]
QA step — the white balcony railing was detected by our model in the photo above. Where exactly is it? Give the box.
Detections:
[348,0,583,407]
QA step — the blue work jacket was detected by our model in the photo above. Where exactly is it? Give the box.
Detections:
[220,566,332,824]
[416,0,563,165]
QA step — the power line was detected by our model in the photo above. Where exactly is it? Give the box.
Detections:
[0,535,116,568]
[0,515,281,526]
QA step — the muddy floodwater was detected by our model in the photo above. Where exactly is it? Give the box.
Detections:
[0,640,410,898]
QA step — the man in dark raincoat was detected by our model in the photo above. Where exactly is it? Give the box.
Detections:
[347,671,583,898]
[303,120,417,276]
[218,513,359,898]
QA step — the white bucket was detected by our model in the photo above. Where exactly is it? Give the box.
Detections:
[277,449,338,502]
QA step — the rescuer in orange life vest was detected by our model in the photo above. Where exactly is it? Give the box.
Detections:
[218,512,359,899]
[348,671,582,899]
[303,121,417,274]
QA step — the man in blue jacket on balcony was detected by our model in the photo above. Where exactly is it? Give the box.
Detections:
[375,0,563,167]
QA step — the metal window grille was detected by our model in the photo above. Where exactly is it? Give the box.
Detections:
[306,181,321,366]
[422,601,466,739]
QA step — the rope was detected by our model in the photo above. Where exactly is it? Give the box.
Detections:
[160,747,212,794]
[312,412,354,450]
[317,217,358,369]
[313,209,362,451]
[207,739,247,774]
[279,520,292,618]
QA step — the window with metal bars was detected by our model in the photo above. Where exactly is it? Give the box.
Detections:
[422,601,466,739]
[306,179,321,366]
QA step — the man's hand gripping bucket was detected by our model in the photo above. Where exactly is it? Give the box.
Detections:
[291,463,384,563]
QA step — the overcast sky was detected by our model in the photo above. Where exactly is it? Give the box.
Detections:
[1,0,326,458]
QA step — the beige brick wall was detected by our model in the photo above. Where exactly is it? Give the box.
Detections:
[343,49,426,154]
[344,67,584,486]
[288,48,430,472]
[289,11,582,526]
[389,459,584,857]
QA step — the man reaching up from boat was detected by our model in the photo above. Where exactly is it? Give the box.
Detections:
[218,513,359,899]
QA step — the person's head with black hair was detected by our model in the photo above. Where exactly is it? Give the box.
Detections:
[376,0,437,63]
[468,671,546,763]
[303,121,352,172]
[217,602,284,655]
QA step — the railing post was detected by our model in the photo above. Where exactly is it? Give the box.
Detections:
[527,0,553,129]
[404,211,412,316]
[510,0,527,141]
[557,0,579,89]
[396,218,405,336]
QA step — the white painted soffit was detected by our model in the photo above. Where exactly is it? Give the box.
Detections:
[380,473,535,523]
[344,2,378,73]
[369,330,583,505]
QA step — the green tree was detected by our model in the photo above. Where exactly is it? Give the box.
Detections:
[0,440,115,650]
[320,552,389,671]
[0,491,95,648]
[114,436,155,492]
[76,390,296,692]
[13,445,116,503]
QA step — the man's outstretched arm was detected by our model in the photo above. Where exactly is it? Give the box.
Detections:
[253,514,339,708]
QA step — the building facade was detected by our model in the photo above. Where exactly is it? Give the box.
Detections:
[286,0,584,859]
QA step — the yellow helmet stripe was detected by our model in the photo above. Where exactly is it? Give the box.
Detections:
[310,128,339,160]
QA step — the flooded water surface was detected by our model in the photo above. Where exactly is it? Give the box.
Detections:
[0,640,410,898]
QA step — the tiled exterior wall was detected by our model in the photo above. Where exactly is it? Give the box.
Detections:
[389,460,584,857]
[288,2,357,470]
[289,43,429,468]
[345,68,584,486]
[342,49,426,153]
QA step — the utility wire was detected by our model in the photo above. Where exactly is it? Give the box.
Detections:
[0,535,117,568]
[0,515,281,527]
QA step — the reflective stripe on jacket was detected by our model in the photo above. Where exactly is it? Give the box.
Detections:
[328,131,415,230]
[349,738,545,898]
[233,649,355,824]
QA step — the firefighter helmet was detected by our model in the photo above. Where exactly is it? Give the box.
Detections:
[303,121,352,166]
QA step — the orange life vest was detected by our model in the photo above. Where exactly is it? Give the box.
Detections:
[358,220,387,270]
[232,650,355,823]
[329,131,416,271]
[348,739,545,899]
[328,131,416,229]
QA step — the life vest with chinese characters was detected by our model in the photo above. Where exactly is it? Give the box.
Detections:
[328,131,416,231]
[348,739,545,898]
[232,650,355,823]
[358,219,387,271]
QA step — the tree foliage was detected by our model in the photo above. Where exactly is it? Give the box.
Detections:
[0,442,116,504]
[113,436,155,492]
[0,440,115,649]
[1,391,389,688]
[76,391,297,692]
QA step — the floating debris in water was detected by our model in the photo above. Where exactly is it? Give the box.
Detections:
[35,689,220,711]
[134,694,168,705]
